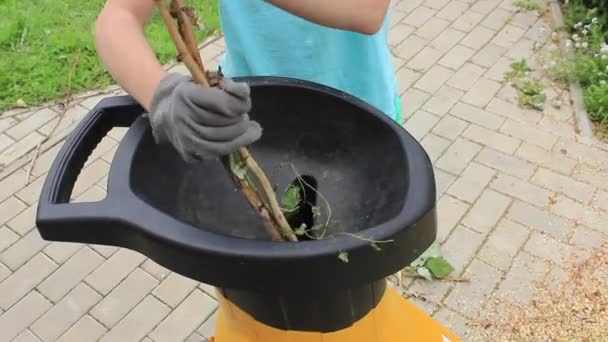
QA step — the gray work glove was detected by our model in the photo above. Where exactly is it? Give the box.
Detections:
[148,73,262,162]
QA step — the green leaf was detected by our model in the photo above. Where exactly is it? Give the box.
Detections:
[338,251,349,263]
[228,154,247,180]
[294,224,307,236]
[424,257,455,279]
[370,242,382,252]
[280,184,301,213]
[416,266,433,281]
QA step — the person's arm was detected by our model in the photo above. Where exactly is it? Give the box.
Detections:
[94,0,165,111]
[266,0,390,35]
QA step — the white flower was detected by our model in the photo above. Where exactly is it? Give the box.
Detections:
[601,80,607,85]
[565,39,573,48]
[601,43,608,53]
[572,34,580,41]
[584,24,590,30]
[592,17,599,24]
[574,22,583,29]
[603,54,608,60]
[575,42,581,48]
[582,42,588,48]
[605,65,608,71]
[582,29,588,35]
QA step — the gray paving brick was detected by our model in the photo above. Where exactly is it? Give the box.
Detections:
[57,315,107,342]
[415,65,455,94]
[197,311,218,338]
[463,189,512,233]
[478,218,529,270]
[495,252,549,305]
[0,134,14,153]
[531,168,595,203]
[407,46,444,72]
[29,143,63,178]
[498,0,520,12]
[0,229,49,270]
[6,204,36,236]
[449,102,505,130]
[445,259,503,318]
[149,290,218,342]
[6,108,57,140]
[505,38,536,61]
[446,63,486,91]
[461,26,496,50]
[550,195,608,234]
[432,114,469,140]
[38,105,87,138]
[404,110,440,140]
[153,271,199,308]
[592,190,608,211]
[461,77,502,107]
[523,231,577,264]
[481,7,512,30]
[389,8,409,28]
[415,17,450,40]
[85,248,146,295]
[555,137,608,171]
[0,226,19,253]
[515,142,576,175]
[491,24,526,47]
[508,200,572,239]
[500,119,558,150]
[433,308,468,338]
[438,45,476,70]
[435,168,457,199]
[476,147,536,179]
[537,115,577,138]
[401,88,431,117]
[421,131,451,162]
[462,124,521,154]
[436,137,483,174]
[389,23,416,46]
[495,82,519,104]
[99,295,171,342]
[471,0,501,14]
[43,243,82,265]
[484,56,516,81]
[408,278,451,313]
[403,6,437,27]
[0,131,45,168]
[0,291,52,341]
[525,19,551,43]
[486,98,542,124]
[437,195,470,241]
[395,0,423,14]
[429,28,467,52]
[140,259,170,281]
[0,196,26,228]
[0,116,18,134]
[12,329,41,342]
[15,175,46,205]
[436,0,470,21]
[422,85,464,116]
[0,261,9,283]
[491,173,552,205]
[447,162,496,203]
[392,54,406,71]
[472,43,507,68]
[0,253,56,310]
[441,225,484,274]
[426,0,451,10]
[31,283,102,342]
[452,10,486,32]
[570,225,606,251]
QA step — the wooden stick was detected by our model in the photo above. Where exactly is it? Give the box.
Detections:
[171,0,204,70]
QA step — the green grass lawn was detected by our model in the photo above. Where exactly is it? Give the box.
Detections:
[0,0,219,111]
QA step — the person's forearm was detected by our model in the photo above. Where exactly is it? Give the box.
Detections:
[266,0,390,35]
[95,6,165,111]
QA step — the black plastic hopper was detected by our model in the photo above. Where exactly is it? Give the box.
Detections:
[36,77,437,332]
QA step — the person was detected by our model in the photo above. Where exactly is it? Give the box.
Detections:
[94,0,399,162]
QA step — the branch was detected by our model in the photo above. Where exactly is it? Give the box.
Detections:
[171,0,204,70]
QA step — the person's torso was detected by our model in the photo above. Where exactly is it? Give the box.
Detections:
[218,0,399,120]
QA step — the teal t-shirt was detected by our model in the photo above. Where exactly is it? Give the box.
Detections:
[217,0,402,124]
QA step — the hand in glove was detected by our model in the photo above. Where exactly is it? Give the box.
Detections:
[148,73,262,162]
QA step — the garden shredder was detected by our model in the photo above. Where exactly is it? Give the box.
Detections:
[35,77,461,341]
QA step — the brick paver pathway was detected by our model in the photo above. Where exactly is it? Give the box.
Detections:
[1,0,608,340]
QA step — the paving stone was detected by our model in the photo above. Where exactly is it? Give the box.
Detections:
[484,56,515,81]
[403,6,437,27]
[495,81,519,104]
[0,291,52,341]
[486,98,542,124]
[389,8,409,27]
[415,17,450,40]
[404,110,440,140]
[452,10,486,32]
[80,94,113,110]
[38,105,88,138]
[107,127,128,142]
[0,253,56,310]
[491,24,526,47]
[491,173,552,206]
[437,195,470,241]
[500,119,558,150]
[471,0,501,14]
[433,308,468,338]
[83,136,118,168]
[537,115,577,138]
[31,283,102,342]
[392,55,406,71]
[555,137,608,171]
[197,311,218,338]
[12,330,42,342]
[6,108,57,140]
[476,147,536,179]
[73,185,106,203]
[57,315,107,342]
[442,225,485,274]
[153,271,199,308]
[570,225,606,251]
[421,133,450,162]
[43,242,82,265]
[389,24,416,46]
[407,46,444,72]
[70,159,111,200]
[435,168,457,199]
[515,142,576,175]
[0,131,45,168]
[0,171,26,204]
[0,229,49,270]
[140,258,170,281]
[395,0,424,14]
[446,63,486,91]
[6,204,36,235]
[463,189,512,233]
[432,114,469,140]
[550,195,608,234]
[29,143,63,178]
[462,124,521,154]
[592,190,608,211]
[447,162,496,203]
[445,259,503,318]
[436,0,470,21]
[505,38,536,61]
[38,247,104,303]
[198,283,218,300]
[0,116,18,134]
[449,102,505,130]
[395,35,428,61]
[0,226,19,253]
[436,137,483,174]
[508,200,572,239]
[422,85,464,116]
[99,295,171,342]
[478,218,529,271]
[525,19,551,43]
[0,134,14,153]
[461,77,502,107]
[91,268,159,328]
[429,28,467,52]
[415,65,455,94]
[401,88,431,117]
[396,67,422,92]
[531,168,595,203]
[472,43,507,68]
[425,0,451,10]
[523,231,577,264]
[85,248,146,295]
[200,44,223,63]
[495,252,549,305]
[149,290,218,342]
[481,7,513,30]
[0,261,9,283]
[408,278,451,312]
[89,244,118,259]
[0,197,26,230]
[438,45,476,70]
[15,175,46,205]
[461,26,496,50]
